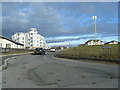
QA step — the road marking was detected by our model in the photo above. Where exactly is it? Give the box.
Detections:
[53,57,80,63]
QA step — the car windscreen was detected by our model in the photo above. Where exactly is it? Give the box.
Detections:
[35,48,43,50]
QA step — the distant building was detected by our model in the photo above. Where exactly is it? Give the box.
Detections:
[12,28,48,49]
[85,39,104,45]
[105,40,118,44]
[0,35,24,49]
[78,44,85,46]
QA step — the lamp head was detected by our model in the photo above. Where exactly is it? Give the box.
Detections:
[92,16,97,19]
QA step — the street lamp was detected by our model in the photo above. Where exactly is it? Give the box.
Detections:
[92,16,97,41]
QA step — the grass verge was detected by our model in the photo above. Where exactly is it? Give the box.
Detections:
[1,51,33,55]
[55,44,120,64]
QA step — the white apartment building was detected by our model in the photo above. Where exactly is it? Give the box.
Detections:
[12,33,26,47]
[12,28,47,49]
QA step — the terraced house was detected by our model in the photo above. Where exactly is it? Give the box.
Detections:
[105,40,118,44]
[85,39,104,45]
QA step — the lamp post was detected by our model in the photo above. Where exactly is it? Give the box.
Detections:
[92,16,97,41]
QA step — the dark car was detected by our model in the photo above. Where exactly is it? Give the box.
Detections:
[34,48,45,55]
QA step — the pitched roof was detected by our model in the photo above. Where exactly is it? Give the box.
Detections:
[0,35,24,46]
[105,40,118,44]
[85,39,103,44]
[110,40,118,43]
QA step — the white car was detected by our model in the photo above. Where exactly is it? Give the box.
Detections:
[50,48,56,52]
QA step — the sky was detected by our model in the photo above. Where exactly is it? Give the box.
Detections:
[1,2,119,47]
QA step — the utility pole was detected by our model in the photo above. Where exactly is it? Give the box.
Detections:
[71,40,72,47]
[92,16,97,44]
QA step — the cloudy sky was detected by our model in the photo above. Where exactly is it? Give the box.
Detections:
[2,2,118,46]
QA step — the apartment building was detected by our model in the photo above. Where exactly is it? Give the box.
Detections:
[12,28,47,49]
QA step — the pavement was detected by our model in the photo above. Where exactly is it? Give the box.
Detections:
[1,51,119,88]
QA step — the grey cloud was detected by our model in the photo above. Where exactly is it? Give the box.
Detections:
[2,0,120,2]
[2,2,118,40]
[46,36,94,43]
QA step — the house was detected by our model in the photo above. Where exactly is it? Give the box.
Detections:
[85,39,104,45]
[78,44,85,46]
[0,35,24,49]
[105,40,118,44]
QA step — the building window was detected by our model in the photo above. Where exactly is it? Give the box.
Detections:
[31,33,33,35]
[6,44,11,48]
[0,43,2,48]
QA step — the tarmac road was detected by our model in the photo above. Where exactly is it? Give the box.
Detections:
[2,51,119,88]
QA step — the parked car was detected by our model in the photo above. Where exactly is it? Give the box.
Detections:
[50,48,56,52]
[34,48,45,55]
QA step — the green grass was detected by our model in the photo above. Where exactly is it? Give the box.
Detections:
[56,44,120,62]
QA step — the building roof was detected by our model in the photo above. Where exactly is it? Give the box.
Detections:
[105,40,118,44]
[109,40,118,43]
[85,39,103,44]
[0,35,24,46]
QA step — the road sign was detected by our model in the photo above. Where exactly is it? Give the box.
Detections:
[101,46,111,49]
[101,46,111,56]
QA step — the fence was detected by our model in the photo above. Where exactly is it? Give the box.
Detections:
[0,48,34,53]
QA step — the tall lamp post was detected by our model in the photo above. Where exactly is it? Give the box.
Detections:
[92,16,97,41]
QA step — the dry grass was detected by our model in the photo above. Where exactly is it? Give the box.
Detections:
[56,44,120,62]
[2,51,33,55]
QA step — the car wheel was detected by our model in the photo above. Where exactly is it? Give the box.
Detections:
[41,52,43,55]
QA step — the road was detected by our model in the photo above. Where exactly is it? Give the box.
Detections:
[2,51,118,88]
